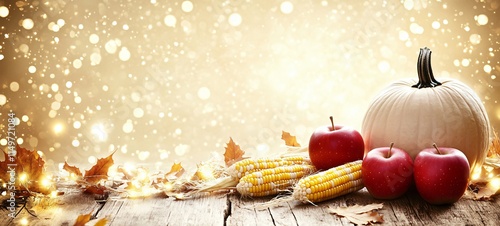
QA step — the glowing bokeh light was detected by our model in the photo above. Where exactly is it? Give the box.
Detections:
[91,123,108,142]
[0,0,498,169]
[0,6,9,18]
[53,123,64,134]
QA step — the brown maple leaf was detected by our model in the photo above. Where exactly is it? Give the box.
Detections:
[468,164,500,200]
[281,131,301,147]
[223,137,245,167]
[73,212,108,226]
[0,144,48,194]
[84,151,115,184]
[63,161,83,178]
[329,203,384,225]
[0,149,14,182]
[93,218,108,226]
[165,162,185,181]
[83,184,107,195]
[73,212,92,226]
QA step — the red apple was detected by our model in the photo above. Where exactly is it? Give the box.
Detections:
[308,116,364,170]
[414,144,470,205]
[362,143,414,199]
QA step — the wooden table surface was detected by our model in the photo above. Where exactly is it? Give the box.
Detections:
[2,184,499,226]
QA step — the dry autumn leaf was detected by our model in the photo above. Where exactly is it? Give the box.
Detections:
[192,163,222,182]
[63,161,83,178]
[73,212,108,226]
[469,166,500,200]
[281,131,301,147]
[0,144,48,194]
[84,184,107,195]
[488,130,499,157]
[64,151,116,194]
[470,181,500,200]
[84,151,116,184]
[165,162,185,181]
[223,137,245,167]
[329,203,384,225]
[468,130,500,200]
[73,212,92,226]
[93,218,108,226]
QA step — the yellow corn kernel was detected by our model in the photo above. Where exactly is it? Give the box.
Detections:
[292,160,363,203]
[228,156,311,179]
[236,164,316,197]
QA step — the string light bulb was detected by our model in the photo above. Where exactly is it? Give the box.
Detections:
[19,173,28,183]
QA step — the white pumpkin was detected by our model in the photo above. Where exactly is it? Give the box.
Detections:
[362,47,491,174]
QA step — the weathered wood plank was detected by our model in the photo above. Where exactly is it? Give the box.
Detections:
[286,201,350,225]
[99,193,228,226]
[228,188,500,226]
[1,183,101,226]
[2,185,499,225]
[225,195,275,226]
[402,190,500,225]
[228,189,370,226]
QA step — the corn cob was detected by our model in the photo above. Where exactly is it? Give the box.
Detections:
[228,155,312,179]
[292,160,363,203]
[191,155,312,195]
[236,164,317,197]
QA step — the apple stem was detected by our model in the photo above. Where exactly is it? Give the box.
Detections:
[433,143,442,154]
[329,116,335,131]
[387,142,394,158]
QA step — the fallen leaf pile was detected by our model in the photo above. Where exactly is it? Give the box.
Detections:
[468,130,500,200]
[164,137,247,197]
[63,151,116,195]
[60,136,250,197]
[328,203,384,225]
[0,145,50,194]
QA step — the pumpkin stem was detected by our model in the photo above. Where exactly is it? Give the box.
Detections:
[387,142,394,158]
[412,47,442,89]
[329,116,335,131]
[432,143,442,155]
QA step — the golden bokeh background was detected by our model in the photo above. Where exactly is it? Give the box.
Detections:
[0,0,499,171]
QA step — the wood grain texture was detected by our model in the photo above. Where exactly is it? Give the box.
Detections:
[1,183,101,226]
[2,186,499,225]
[99,193,228,226]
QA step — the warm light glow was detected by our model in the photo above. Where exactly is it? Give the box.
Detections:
[488,177,500,191]
[0,0,499,170]
[108,165,118,178]
[69,173,80,181]
[41,175,52,187]
[50,190,58,198]
[471,168,481,181]
[164,182,173,191]
[123,162,136,175]
[53,123,64,134]
[175,193,185,199]
[136,168,148,181]
[197,164,215,181]
[19,173,28,183]
[19,217,29,226]
[0,6,9,18]
[129,186,155,198]
[91,123,108,142]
